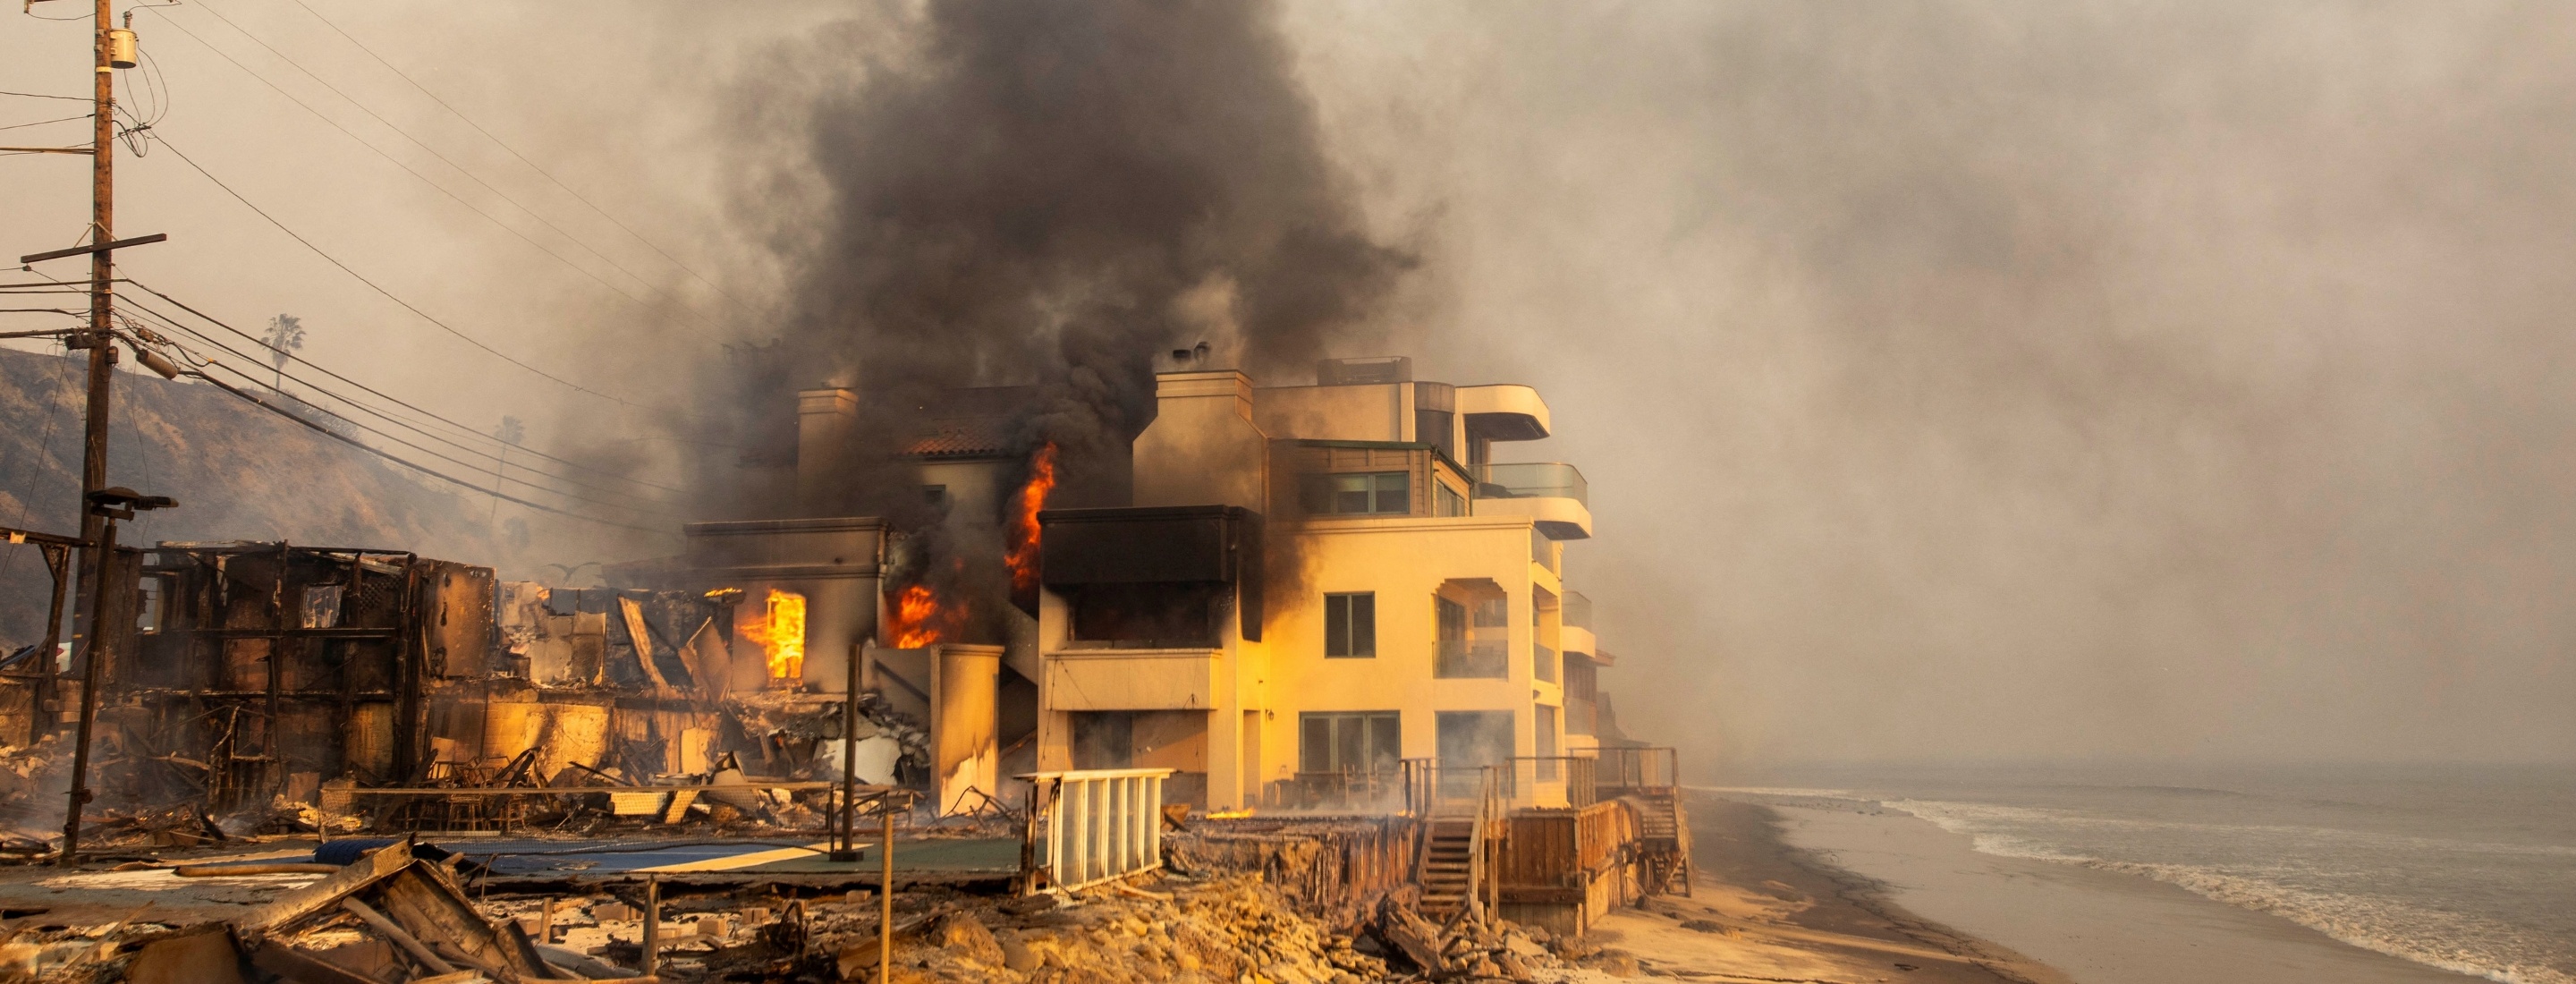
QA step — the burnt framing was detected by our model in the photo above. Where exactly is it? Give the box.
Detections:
[109,542,489,811]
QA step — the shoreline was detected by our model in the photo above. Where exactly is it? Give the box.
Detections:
[1581,794,2067,984]
[1742,794,2491,984]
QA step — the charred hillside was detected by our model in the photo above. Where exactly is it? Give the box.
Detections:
[0,345,496,648]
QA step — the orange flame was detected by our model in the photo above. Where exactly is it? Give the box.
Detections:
[1006,442,1060,597]
[1208,808,1256,819]
[741,589,806,679]
[886,583,953,648]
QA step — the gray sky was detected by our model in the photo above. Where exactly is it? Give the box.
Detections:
[5,1,2571,766]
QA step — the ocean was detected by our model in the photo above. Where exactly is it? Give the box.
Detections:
[1720,764,2576,984]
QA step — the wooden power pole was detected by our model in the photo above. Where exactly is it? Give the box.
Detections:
[72,0,119,659]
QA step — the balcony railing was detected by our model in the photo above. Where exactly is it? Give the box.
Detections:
[1436,639,1508,678]
[1276,768,1405,812]
[1472,462,1588,505]
[1533,643,1557,683]
[1563,591,1592,630]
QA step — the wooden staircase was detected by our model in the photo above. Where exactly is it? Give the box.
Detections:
[1417,818,1481,916]
[1622,792,1693,895]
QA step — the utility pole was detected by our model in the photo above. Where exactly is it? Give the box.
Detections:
[65,0,119,740]
[57,487,174,866]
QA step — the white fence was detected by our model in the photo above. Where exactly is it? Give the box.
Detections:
[1021,768,1173,892]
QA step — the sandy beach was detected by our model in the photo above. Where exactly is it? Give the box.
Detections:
[1749,796,2485,984]
[1582,796,2066,984]
[1597,793,2496,984]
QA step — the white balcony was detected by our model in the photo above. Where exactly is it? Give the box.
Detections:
[1457,385,1551,441]
[1475,495,1592,540]
[1472,462,1592,539]
[1560,624,1597,660]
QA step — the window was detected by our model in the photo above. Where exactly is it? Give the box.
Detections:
[1435,710,1513,769]
[1535,706,1560,779]
[1324,592,1376,657]
[1299,711,1401,775]
[923,485,947,506]
[1435,594,1506,678]
[1436,481,1466,517]
[1304,471,1410,515]
[135,577,167,634]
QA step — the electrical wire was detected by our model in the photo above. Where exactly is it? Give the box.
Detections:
[0,342,72,580]
[114,299,685,514]
[108,305,683,532]
[0,113,91,132]
[0,91,89,102]
[149,7,719,335]
[122,279,691,495]
[114,310,686,521]
[284,0,764,320]
[172,363,679,536]
[150,133,672,411]
[190,0,726,323]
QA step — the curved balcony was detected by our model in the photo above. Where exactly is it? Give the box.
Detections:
[1472,462,1592,539]
[1559,624,1597,659]
[1456,385,1552,441]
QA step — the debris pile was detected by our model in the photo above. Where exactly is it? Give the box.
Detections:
[1165,818,1414,924]
[1368,895,1580,982]
[728,690,933,785]
[0,735,64,821]
[804,875,1394,984]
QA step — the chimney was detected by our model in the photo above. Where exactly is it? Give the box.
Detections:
[796,387,857,515]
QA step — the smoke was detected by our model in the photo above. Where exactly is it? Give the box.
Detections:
[708,0,1411,534]
[1286,0,2576,766]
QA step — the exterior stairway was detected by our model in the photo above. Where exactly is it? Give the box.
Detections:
[1622,792,1694,895]
[1417,819,1480,916]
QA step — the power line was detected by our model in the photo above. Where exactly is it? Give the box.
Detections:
[0,91,90,103]
[177,363,677,536]
[151,133,669,411]
[119,302,684,522]
[186,1,728,324]
[123,277,690,495]
[171,344,681,519]
[284,0,763,319]
[0,114,93,132]
[115,294,685,513]
[150,6,718,334]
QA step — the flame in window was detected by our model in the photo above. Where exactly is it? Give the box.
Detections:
[741,589,806,679]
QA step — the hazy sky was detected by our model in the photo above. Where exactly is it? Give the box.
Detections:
[5,2,2572,766]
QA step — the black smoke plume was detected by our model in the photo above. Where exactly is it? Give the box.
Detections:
[707,0,1411,526]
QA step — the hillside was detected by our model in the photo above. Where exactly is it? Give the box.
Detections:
[0,345,501,647]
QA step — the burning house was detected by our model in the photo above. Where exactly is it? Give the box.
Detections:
[1029,355,1622,810]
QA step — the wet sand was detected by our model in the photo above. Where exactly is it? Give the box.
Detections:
[1765,799,2483,984]
[1584,796,2065,984]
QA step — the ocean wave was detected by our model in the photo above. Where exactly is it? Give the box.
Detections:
[2085,858,2571,984]
[1883,799,2573,984]
[1883,798,2576,859]
[1686,785,1856,799]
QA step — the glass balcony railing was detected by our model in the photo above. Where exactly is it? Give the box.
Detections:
[1472,462,1588,505]
[1435,639,1508,678]
[1563,591,1593,630]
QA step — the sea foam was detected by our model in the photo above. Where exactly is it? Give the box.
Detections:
[1884,798,2573,984]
